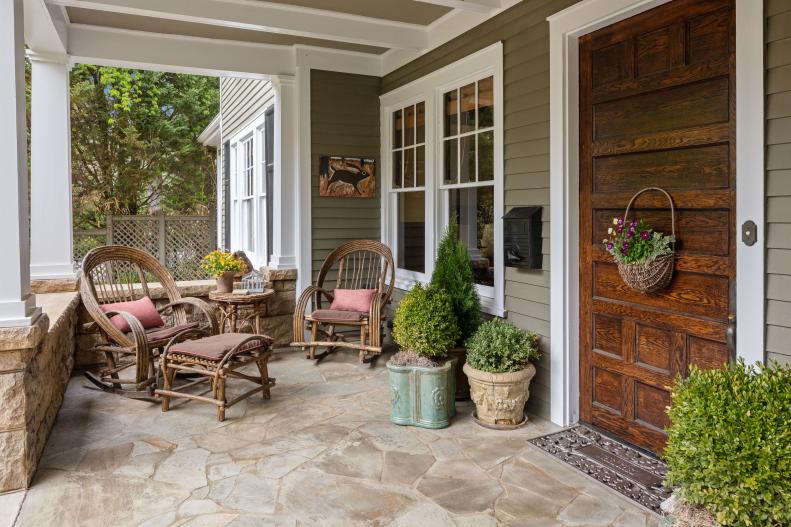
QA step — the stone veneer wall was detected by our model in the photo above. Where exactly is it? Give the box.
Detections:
[0,293,79,492]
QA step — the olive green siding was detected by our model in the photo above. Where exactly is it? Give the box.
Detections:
[310,70,381,283]
[383,0,578,418]
[766,0,791,366]
[219,77,275,140]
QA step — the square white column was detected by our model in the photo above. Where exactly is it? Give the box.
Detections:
[0,0,41,326]
[268,75,299,270]
[28,51,76,280]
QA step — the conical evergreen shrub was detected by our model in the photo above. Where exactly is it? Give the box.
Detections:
[430,219,481,344]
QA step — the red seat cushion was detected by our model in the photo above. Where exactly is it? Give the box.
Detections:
[101,296,164,333]
[310,309,367,323]
[330,289,377,313]
[168,333,273,361]
[138,323,200,343]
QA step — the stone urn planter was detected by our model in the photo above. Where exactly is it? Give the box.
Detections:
[463,362,536,426]
[215,271,235,293]
[387,358,457,429]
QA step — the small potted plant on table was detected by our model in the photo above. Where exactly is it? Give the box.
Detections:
[463,318,540,428]
[387,283,460,429]
[201,250,244,293]
[430,219,481,400]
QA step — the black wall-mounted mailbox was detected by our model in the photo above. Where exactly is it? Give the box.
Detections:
[504,206,542,270]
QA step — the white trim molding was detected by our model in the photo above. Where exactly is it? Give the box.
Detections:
[380,42,505,316]
[548,0,765,427]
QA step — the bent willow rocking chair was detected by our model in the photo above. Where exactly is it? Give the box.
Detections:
[291,240,395,362]
[80,245,219,399]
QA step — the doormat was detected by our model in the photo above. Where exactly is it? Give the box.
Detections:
[527,425,671,515]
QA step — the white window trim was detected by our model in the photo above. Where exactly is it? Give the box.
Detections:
[227,107,273,269]
[547,0,765,427]
[380,42,504,316]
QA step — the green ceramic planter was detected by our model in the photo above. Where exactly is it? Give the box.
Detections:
[387,357,457,429]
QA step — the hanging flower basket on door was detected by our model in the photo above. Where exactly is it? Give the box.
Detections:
[603,187,676,294]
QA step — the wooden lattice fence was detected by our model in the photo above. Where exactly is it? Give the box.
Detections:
[74,214,216,281]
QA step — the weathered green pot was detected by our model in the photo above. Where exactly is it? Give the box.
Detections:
[387,358,457,429]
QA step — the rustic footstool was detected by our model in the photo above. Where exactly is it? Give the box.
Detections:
[155,330,275,421]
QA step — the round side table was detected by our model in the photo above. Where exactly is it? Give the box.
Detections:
[209,289,275,334]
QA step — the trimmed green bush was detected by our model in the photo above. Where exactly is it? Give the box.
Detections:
[392,283,459,360]
[465,318,540,373]
[664,360,791,527]
[430,219,481,344]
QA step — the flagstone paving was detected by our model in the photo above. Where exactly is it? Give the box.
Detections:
[12,349,660,527]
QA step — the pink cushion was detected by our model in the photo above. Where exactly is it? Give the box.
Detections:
[330,289,377,313]
[101,296,164,333]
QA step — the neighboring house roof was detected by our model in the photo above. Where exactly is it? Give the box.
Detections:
[198,114,221,148]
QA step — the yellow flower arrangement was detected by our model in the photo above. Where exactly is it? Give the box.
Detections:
[201,250,243,277]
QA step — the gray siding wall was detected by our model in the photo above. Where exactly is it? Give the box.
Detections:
[310,70,381,283]
[383,0,578,418]
[767,0,791,366]
[220,77,275,140]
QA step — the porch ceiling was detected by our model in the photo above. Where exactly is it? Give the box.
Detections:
[30,0,520,77]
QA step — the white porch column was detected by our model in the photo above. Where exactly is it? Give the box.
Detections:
[0,0,41,326]
[269,75,299,270]
[28,51,76,280]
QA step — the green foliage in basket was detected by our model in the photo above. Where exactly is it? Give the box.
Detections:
[430,218,481,344]
[664,360,791,527]
[465,318,540,373]
[392,283,459,360]
[200,250,243,277]
[603,217,674,265]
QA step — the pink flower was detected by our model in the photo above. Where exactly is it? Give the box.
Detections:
[640,231,650,240]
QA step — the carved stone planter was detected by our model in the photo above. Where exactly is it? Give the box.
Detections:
[387,358,457,429]
[463,362,536,426]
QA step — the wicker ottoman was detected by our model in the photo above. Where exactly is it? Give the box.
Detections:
[155,331,275,421]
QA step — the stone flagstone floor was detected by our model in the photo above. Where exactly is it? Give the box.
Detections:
[10,348,660,527]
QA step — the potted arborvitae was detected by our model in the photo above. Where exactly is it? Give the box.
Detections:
[388,283,460,429]
[463,318,540,427]
[430,219,481,400]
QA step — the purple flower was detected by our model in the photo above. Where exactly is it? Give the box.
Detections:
[606,242,613,251]
[617,218,624,226]
[626,230,633,238]
[640,231,650,240]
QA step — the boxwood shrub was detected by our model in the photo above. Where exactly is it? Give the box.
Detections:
[392,283,459,360]
[465,318,540,373]
[664,360,791,526]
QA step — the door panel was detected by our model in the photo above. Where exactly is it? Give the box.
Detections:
[579,0,735,453]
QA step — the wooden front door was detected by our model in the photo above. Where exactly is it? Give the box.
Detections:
[579,0,735,453]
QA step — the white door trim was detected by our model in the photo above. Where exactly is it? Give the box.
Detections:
[547,0,765,427]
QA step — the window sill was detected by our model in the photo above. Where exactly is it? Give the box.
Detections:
[394,273,505,318]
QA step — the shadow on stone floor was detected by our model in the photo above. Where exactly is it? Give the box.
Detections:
[12,346,660,527]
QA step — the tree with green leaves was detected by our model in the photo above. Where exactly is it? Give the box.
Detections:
[68,65,219,229]
[430,218,482,345]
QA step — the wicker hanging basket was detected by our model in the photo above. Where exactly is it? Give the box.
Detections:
[616,187,676,294]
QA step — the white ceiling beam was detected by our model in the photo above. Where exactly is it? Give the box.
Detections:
[48,0,429,50]
[413,0,501,14]
[68,24,292,78]
[25,0,69,54]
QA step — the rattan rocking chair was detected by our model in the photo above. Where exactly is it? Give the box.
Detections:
[80,245,219,399]
[291,240,395,362]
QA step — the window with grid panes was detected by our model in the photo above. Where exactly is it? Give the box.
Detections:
[391,102,426,273]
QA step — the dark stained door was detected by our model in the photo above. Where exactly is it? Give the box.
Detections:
[579,0,735,453]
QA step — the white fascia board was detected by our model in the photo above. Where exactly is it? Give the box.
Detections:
[380,0,520,76]
[25,0,68,54]
[49,0,428,51]
[295,45,382,77]
[68,24,290,78]
[413,0,501,14]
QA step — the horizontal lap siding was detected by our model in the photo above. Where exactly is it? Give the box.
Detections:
[382,0,578,419]
[310,70,381,284]
[767,0,791,366]
[220,78,274,140]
